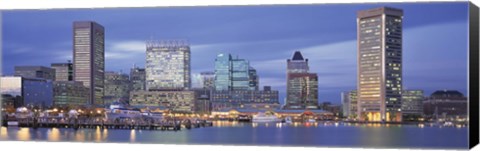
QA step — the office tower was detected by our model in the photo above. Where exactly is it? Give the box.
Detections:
[146,40,190,91]
[51,61,73,81]
[104,71,130,105]
[73,21,105,106]
[214,53,232,91]
[214,53,257,91]
[357,7,403,122]
[285,51,319,110]
[401,90,424,121]
[130,66,146,91]
[0,76,53,108]
[53,81,89,107]
[14,66,55,81]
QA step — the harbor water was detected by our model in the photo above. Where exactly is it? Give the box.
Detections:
[0,121,468,149]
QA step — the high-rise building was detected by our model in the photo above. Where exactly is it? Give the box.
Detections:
[104,71,130,105]
[73,21,105,106]
[357,7,403,122]
[285,51,319,110]
[401,90,424,121]
[0,76,53,108]
[214,53,258,91]
[146,40,190,91]
[51,61,73,81]
[53,81,89,107]
[14,66,55,81]
[130,90,195,113]
[130,66,146,91]
[214,53,232,91]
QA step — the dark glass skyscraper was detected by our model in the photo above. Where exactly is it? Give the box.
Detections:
[357,7,403,122]
[214,53,258,91]
[73,21,105,106]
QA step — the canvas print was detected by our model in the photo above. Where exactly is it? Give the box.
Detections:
[0,1,476,150]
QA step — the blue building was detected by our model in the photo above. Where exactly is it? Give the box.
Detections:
[0,76,53,108]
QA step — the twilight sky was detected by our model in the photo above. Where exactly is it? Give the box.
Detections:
[2,2,469,105]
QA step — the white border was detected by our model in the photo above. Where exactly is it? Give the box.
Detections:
[0,0,478,151]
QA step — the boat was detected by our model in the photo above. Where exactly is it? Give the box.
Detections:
[237,114,251,122]
[306,119,316,123]
[252,112,281,123]
[284,116,293,124]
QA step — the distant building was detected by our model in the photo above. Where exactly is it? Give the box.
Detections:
[285,51,319,110]
[214,53,258,91]
[401,90,424,121]
[53,81,89,107]
[193,88,212,115]
[342,90,358,119]
[51,61,73,81]
[130,66,146,91]
[192,72,215,90]
[0,76,53,108]
[211,86,279,111]
[14,66,55,81]
[73,21,105,106]
[146,40,190,91]
[130,90,195,113]
[357,7,403,122]
[423,90,467,120]
[104,71,130,105]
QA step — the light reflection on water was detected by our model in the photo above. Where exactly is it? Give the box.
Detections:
[0,122,469,149]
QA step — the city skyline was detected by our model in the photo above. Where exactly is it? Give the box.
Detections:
[2,2,469,104]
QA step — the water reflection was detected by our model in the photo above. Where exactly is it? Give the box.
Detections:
[17,128,31,141]
[47,128,60,141]
[0,127,7,140]
[130,129,136,142]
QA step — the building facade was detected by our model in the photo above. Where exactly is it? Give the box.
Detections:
[357,7,403,122]
[211,86,279,111]
[146,40,191,91]
[401,90,424,120]
[14,66,55,81]
[130,90,195,113]
[214,53,258,91]
[130,66,146,91]
[0,76,53,108]
[285,51,319,110]
[104,71,130,105]
[423,90,467,121]
[51,62,73,81]
[53,81,89,107]
[73,21,105,106]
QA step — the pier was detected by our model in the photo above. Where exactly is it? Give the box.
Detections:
[2,117,213,131]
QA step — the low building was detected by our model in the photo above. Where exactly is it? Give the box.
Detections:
[193,88,212,115]
[211,86,279,111]
[0,76,53,108]
[53,81,90,107]
[423,90,467,121]
[211,108,334,120]
[104,71,131,105]
[401,90,424,121]
[14,66,56,81]
[130,90,195,113]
